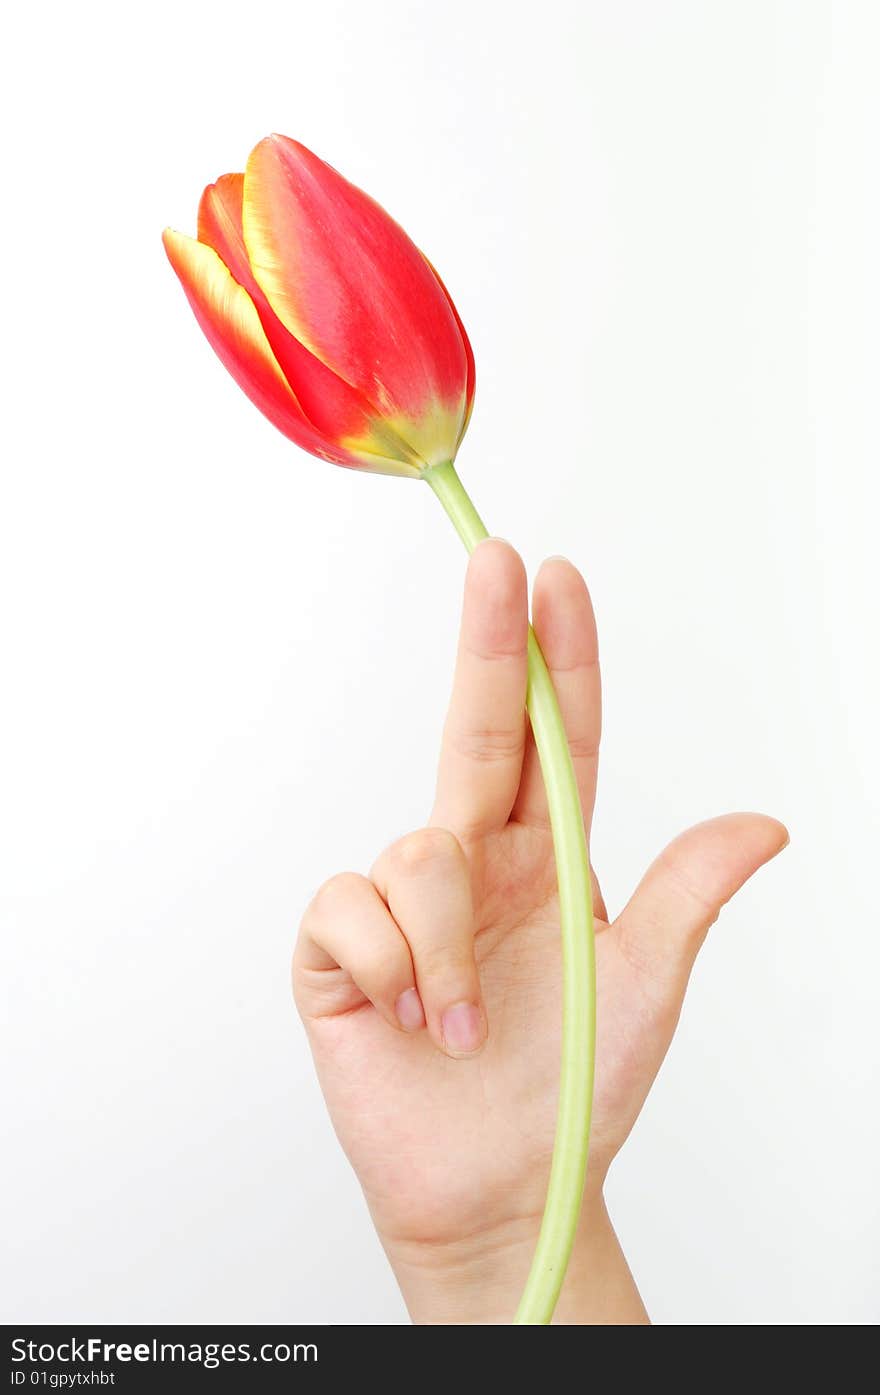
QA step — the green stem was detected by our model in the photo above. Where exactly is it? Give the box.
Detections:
[424,459,596,1325]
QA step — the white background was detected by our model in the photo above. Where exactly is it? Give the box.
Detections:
[2,0,877,1325]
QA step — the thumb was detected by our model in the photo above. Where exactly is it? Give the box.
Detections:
[613,812,789,992]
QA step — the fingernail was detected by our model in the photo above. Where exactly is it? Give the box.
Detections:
[440,1002,485,1057]
[395,988,425,1032]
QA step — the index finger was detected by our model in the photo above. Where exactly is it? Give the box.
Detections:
[430,539,528,842]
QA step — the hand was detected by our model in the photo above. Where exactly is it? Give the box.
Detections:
[293,541,788,1323]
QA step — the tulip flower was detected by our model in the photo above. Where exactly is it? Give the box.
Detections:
[162,136,474,478]
[163,135,595,1326]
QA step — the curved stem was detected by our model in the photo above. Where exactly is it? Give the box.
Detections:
[424,460,596,1325]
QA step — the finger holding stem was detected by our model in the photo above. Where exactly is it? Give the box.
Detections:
[430,540,529,841]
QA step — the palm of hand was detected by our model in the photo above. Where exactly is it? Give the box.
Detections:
[295,545,786,1261]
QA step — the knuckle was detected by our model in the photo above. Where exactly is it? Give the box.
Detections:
[290,955,312,1005]
[450,724,524,764]
[566,732,600,761]
[391,827,461,874]
[466,637,525,663]
[303,871,364,926]
[659,852,718,923]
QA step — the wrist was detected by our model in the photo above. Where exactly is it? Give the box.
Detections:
[383,1183,647,1325]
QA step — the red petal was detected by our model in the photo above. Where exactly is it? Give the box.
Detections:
[163,229,361,466]
[421,255,476,446]
[197,176,420,469]
[163,230,414,476]
[242,137,470,432]
[197,174,253,288]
